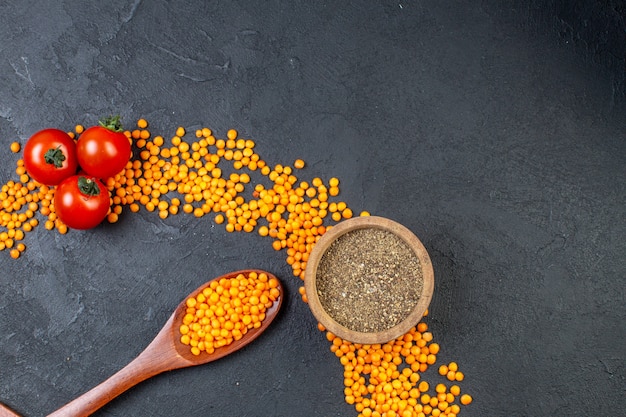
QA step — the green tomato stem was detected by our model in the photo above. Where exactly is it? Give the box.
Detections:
[98,115,124,132]
[44,146,67,168]
[77,176,101,197]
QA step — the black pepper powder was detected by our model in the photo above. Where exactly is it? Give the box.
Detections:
[316,228,423,333]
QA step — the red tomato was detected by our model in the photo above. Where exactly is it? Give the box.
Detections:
[23,128,78,185]
[54,175,111,230]
[76,116,131,179]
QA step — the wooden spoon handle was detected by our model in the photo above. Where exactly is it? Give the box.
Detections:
[46,319,185,417]
[46,314,184,417]
[0,403,21,417]
[46,352,162,417]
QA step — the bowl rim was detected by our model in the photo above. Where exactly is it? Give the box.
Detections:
[304,216,434,344]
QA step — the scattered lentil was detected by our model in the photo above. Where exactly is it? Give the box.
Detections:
[327,316,472,417]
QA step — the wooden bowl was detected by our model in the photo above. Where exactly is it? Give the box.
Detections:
[304,216,434,344]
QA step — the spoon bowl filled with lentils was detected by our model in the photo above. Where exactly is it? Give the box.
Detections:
[305,216,434,344]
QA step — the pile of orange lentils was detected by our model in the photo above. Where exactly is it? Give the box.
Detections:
[322,318,472,417]
[0,118,472,416]
[179,270,281,356]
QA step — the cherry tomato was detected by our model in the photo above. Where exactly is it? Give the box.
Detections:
[22,128,78,185]
[76,116,131,179]
[54,175,111,230]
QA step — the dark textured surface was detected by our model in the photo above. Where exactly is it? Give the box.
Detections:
[1,1,624,416]
[486,0,626,102]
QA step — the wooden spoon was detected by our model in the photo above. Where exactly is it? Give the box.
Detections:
[0,403,19,417]
[1,269,283,417]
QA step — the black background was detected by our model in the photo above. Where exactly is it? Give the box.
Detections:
[1,1,624,416]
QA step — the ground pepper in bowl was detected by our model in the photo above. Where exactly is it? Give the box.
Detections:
[316,227,424,333]
[305,215,434,344]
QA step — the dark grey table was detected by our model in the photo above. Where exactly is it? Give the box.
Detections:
[1,1,624,416]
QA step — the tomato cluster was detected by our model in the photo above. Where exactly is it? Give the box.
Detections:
[21,117,131,230]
